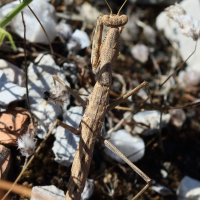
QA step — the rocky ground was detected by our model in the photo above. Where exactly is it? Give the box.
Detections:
[0,0,200,199]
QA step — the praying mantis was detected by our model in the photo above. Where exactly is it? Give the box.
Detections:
[44,0,153,199]
[2,1,200,200]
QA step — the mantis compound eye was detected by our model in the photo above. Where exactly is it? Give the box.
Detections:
[43,91,50,101]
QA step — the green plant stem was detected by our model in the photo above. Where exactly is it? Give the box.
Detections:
[0,0,32,28]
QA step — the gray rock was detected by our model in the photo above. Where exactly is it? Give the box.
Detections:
[0,71,26,105]
[131,44,149,63]
[183,71,200,87]
[177,176,200,200]
[81,179,94,200]
[134,0,182,5]
[71,29,90,49]
[0,59,25,86]
[31,182,94,200]
[170,109,186,128]
[79,2,101,25]
[104,129,145,163]
[31,103,59,138]
[28,54,70,137]
[52,106,83,167]
[28,54,70,112]
[0,0,57,43]
[31,185,65,200]
[156,0,200,73]
[133,111,171,135]
[63,62,78,85]
[151,184,173,196]
[57,21,72,39]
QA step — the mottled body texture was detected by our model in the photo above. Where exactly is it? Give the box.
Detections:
[91,14,103,72]
[65,28,121,200]
[102,14,128,28]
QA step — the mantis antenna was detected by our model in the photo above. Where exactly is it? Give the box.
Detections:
[105,0,113,15]
[117,0,127,16]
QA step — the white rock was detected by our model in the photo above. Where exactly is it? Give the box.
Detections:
[163,161,171,171]
[31,185,65,200]
[133,0,180,5]
[28,54,70,136]
[179,69,200,87]
[155,75,175,96]
[31,181,94,200]
[57,21,72,39]
[0,59,25,86]
[31,103,58,138]
[137,88,148,100]
[177,176,200,200]
[63,62,78,85]
[66,38,81,52]
[104,129,145,163]
[81,179,94,200]
[35,124,47,139]
[156,0,200,73]
[79,2,101,24]
[160,169,168,178]
[136,20,156,44]
[28,54,70,112]
[133,111,171,135]
[131,44,149,63]
[183,71,200,87]
[151,184,173,196]
[71,29,90,49]
[52,106,83,167]
[78,88,89,102]
[121,20,139,43]
[0,0,57,44]
[170,109,186,128]
[0,70,26,105]
[143,24,156,45]
[123,111,133,133]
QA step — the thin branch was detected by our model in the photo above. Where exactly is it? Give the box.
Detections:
[20,1,34,129]
[28,5,54,56]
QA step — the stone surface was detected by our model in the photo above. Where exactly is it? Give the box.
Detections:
[79,2,101,25]
[131,44,149,63]
[0,0,57,43]
[28,54,70,136]
[104,129,145,163]
[170,109,186,127]
[31,181,94,200]
[133,111,171,135]
[134,0,182,5]
[0,70,26,106]
[0,108,30,145]
[71,29,90,49]
[151,184,173,196]
[182,71,200,87]
[63,62,78,85]
[28,54,69,106]
[81,179,94,200]
[156,0,200,73]
[31,185,65,200]
[52,106,83,167]
[177,176,200,200]
[31,103,59,138]
[56,21,72,39]
[0,145,11,179]
[0,59,25,86]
